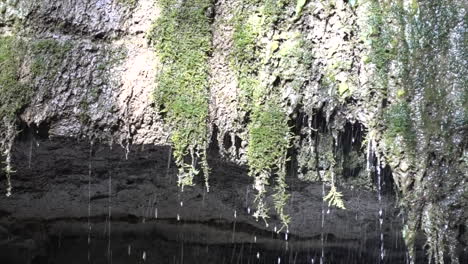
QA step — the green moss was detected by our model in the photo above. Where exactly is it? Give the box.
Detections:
[230,10,262,112]
[149,0,213,190]
[0,36,31,121]
[30,39,72,78]
[384,102,416,154]
[229,1,299,227]
[247,98,291,225]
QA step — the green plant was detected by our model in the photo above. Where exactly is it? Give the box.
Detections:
[0,36,31,121]
[385,102,415,148]
[149,0,213,191]
[0,36,31,197]
[247,98,291,226]
[324,185,345,209]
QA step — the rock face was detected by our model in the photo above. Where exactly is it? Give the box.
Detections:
[0,0,466,263]
[1,0,164,145]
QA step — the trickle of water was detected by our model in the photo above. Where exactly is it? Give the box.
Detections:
[377,157,385,262]
[107,170,112,263]
[254,236,257,243]
[274,226,277,233]
[285,233,288,241]
[87,143,93,262]
[128,245,131,256]
[321,181,325,264]
[177,214,180,221]
[142,251,146,261]
[278,257,281,263]
[28,138,33,169]
[234,210,237,218]
[125,142,130,160]
[155,208,158,219]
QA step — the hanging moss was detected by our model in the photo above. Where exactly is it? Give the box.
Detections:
[0,35,29,197]
[149,0,213,191]
[0,36,31,122]
[247,98,292,225]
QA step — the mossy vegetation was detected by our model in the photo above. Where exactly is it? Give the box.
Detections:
[0,36,30,122]
[149,0,213,191]
[0,35,29,197]
[247,98,292,224]
[30,39,72,79]
[384,101,415,152]
[228,0,296,227]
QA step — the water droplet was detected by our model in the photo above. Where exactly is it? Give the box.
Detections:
[256,252,260,259]
[128,245,131,256]
[155,208,158,219]
[326,208,330,214]
[180,201,183,207]
[177,214,180,221]
[254,236,257,243]
[142,251,146,261]
[247,207,251,214]
[274,226,277,233]
[234,210,237,218]
[285,233,288,241]
[278,257,281,263]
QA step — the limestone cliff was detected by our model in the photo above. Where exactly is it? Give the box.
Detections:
[0,0,466,263]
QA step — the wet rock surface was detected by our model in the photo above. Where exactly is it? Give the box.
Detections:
[0,136,412,264]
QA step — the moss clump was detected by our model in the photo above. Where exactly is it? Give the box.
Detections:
[30,39,72,79]
[230,0,302,227]
[0,36,31,122]
[247,98,291,225]
[230,10,262,114]
[384,102,415,148]
[149,0,213,190]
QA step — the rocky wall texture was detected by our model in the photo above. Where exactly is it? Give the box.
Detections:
[0,0,466,263]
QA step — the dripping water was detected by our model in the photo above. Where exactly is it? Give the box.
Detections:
[87,142,93,262]
[320,181,325,264]
[377,156,384,262]
[107,167,112,263]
